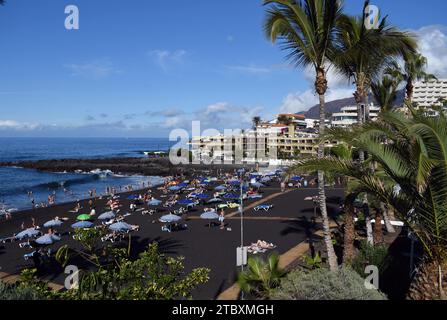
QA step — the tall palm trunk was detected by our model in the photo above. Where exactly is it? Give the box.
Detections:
[407,259,447,300]
[356,80,374,245]
[380,202,395,233]
[342,194,356,265]
[406,77,414,103]
[316,68,338,271]
[373,210,384,244]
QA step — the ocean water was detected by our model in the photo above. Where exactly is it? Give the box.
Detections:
[0,138,174,211]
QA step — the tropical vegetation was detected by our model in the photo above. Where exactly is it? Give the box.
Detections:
[271,267,387,300]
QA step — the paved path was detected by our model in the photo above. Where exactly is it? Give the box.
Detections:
[216,223,337,300]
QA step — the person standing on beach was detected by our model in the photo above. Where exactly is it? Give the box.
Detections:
[219,209,225,230]
[280,181,286,193]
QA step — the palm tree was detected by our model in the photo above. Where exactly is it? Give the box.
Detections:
[328,142,358,264]
[295,108,447,299]
[386,53,437,105]
[335,1,416,122]
[238,253,285,299]
[263,0,343,271]
[334,1,416,244]
[371,76,399,113]
[252,116,261,130]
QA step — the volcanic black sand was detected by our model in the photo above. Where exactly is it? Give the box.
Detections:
[0,178,344,300]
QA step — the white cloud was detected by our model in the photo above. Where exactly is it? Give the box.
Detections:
[0,120,40,130]
[225,65,272,75]
[65,59,121,79]
[205,102,230,114]
[224,63,292,76]
[147,49,188,71]
[279,86,354,114]
[415,25,447,78]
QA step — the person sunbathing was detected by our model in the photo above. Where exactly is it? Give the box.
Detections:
[256,240,275,249]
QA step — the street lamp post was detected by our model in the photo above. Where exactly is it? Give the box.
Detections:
[239,174,245,300]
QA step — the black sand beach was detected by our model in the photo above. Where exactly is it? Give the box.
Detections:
[0,173,344,300]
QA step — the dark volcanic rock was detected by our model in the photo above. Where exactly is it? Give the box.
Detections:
[0,157,253,176]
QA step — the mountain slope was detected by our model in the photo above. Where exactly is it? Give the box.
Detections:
[301,89,405,118]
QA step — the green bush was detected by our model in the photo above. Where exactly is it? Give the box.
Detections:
[238,253,285,299]
[271,267,387,300]
[352,241,390,276]
[0,281,44,300]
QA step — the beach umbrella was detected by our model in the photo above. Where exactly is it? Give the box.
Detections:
[200,211,219,220]
[200,211,219,228]
[290,176,302,182]
[261,177,271,183]
[169,186,183,191]
[98,211,116,220]
[77,214,91,221]
[215,185,226,191]
[207,198,222,204]
[109,222,132,232]
[223,193,239,200]
[251,182,265,188]
[127,195,140,200]
[148,199,162,206]
[35,234,61,245]
[177,199,195,206]
[71,221,93,229]
[159,214,181,223]
[178,183,189,188]
[43,219,63,228]
[15,228,40,240]
[190,193,208,199]
[229,180,241,186]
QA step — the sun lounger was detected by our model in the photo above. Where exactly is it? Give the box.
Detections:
[161,225,171,233]
[0,236,14,243]
[254,205,274,212]
[142,209,156,216]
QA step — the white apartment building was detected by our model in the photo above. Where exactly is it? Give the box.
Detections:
[331,103,380,128]
[413,79,447,108]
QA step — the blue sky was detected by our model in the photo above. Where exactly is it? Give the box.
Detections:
[1,0,447,137]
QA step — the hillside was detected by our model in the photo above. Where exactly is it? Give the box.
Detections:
[301,89,405,118]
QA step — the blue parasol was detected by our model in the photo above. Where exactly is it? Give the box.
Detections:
[223,193,239,200]
[98,211,116,220]
[177,199,195,206]
[251,182,265,188]
[159,214,182,223]
[215,185,227,191]
[35,234,61,245]
[14,228,40,240]
[148,199,162,206]
[200,211,219,220]
[71,221,94,229]
[109,222,132,232]
[43,219,63,228]
[127,195,139,200]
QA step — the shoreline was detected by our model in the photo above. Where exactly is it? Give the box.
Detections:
[0,157,257,214]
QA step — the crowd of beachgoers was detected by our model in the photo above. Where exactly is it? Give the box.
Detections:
[0,166,316,272]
